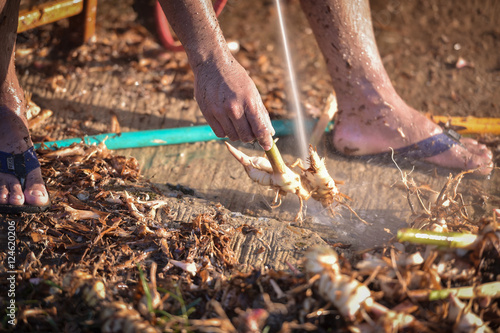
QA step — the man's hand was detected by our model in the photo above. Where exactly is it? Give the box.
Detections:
[194,56,275,150]
[159,0,275,150]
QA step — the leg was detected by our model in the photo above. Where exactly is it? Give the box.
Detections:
[299,0,493,175]
[0,0,49,207]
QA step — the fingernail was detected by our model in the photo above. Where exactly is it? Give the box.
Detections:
[260,142,272,151]
[29,190,45,197]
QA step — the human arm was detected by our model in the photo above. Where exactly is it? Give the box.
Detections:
[158,0,275,150]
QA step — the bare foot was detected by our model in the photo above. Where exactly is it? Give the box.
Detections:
[332,87,493,175]
[0,104,49,208]
[299,0,493,175]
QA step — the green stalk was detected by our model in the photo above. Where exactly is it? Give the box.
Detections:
[408,282,500,301]
[265,141,287,174]
[137,265,153,313]
[397,228,478,249]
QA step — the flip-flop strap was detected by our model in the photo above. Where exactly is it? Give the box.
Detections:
[0,147,41,189]
[392,130,462,160]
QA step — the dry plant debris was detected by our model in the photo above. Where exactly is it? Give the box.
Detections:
[0,143,235,332]
[0,144,498,332]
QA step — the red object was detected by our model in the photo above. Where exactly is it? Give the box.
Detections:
[155,0,228,52]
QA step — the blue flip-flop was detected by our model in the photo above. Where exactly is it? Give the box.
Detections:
[0,147,51,214]
[390,129,463,159]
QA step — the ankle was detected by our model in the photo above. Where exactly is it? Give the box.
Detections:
[0,106,31,152]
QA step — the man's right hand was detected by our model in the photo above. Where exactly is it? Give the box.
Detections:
[159,0,275,150]
[193,55,275,150]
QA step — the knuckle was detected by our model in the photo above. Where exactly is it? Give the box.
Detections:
[245,98,259,112]
[226,102,243,119]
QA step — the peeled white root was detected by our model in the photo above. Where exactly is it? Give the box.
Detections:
[305,246,419,329]
[305,246,373,321]
[297,146,343,210]
[225,142,348,222]
[225,142,310,220]
[448,294,492,333]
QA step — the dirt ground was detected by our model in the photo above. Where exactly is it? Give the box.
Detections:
[13,0,500,248]
[1,0,499,331]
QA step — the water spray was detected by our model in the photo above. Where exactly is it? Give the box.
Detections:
[275,0,309,160]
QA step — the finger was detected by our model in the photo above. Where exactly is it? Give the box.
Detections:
[260,99,275,137]
[231,117,255,143]
[213,108,239,141]
[227,105,255,143]
[246,100,275,150]
[202,110,226,138]
[256,133,274,151]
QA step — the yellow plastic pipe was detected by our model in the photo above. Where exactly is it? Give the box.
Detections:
[429,115,500,135]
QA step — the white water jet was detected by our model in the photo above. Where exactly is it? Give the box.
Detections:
[276,0,309,160]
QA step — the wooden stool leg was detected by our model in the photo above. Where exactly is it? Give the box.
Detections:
[82,0,97,43]
[68,0,97,45]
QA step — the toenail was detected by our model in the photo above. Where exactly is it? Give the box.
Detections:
[12,194,23,200]
[29,190,45,197]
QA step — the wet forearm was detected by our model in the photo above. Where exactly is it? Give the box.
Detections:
[158,0,231,70]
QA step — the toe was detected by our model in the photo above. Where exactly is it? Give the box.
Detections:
[460,138,490,156]
[24,170,49,206]
[0,182,8,204]
[460,138,494,175]
[24,185,49,206]
[426,141,494,176]
[466,153,494,176]
[8,182,24,206]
